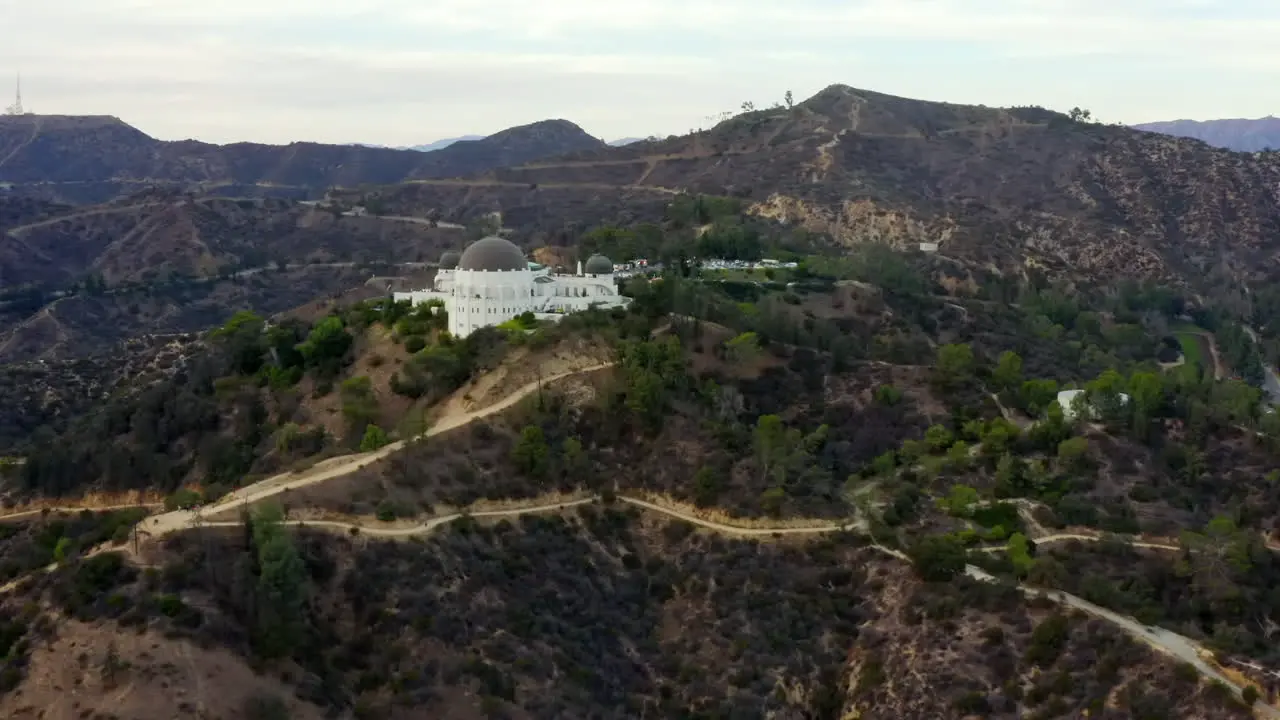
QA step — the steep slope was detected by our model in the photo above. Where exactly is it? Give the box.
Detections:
[0,190,463,288]
[1135,117,1280,152]
[349,85,1280,296]
[0,115,605,201]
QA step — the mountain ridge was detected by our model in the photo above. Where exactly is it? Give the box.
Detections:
[1133,116,1280,152]
[0,115,605,201]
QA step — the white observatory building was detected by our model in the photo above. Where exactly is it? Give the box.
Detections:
[393,235,631,338]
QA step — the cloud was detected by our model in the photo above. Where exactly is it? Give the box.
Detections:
[0,0,1277,143]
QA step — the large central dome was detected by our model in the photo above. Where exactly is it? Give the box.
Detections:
[458,235,527,272]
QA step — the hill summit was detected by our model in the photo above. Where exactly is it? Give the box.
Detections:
[0,115,605,202]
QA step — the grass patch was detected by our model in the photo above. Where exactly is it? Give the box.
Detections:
[1175,332,1206,368]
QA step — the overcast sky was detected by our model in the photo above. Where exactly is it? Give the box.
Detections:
[2,0,1278,146]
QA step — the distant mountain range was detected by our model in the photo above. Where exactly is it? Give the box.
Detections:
[373,135,643,152]
[1133,117,1280,152]
[0,117,605,204]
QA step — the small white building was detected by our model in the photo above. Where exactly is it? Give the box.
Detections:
[394,236,631,338]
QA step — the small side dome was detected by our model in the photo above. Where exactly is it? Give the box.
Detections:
[439,251,461,269]
[584,254,614,275]
[458,236,527,272]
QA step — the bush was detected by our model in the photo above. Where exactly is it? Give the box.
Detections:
[404,336,427,354]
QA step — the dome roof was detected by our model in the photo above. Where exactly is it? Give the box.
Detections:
[458,236,526,272]
[584,254,614,274]
[439,251,461,269]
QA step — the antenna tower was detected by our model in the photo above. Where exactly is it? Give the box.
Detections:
[4,74,24,115]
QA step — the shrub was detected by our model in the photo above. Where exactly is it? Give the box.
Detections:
[404,336,427,354]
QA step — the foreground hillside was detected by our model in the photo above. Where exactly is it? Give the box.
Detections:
[0,505,1254,720]
[340,85,1280,302]
[0,115,604,204]
[0,239,1278,715]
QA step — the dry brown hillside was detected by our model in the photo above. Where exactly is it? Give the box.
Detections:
[341,85,1280,297]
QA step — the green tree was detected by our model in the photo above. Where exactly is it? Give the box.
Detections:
[251,503,308,658]
[359,424,389,452]
[1056,437,1089,473]
[340,376,379,440]
[938,484,979,517]
[934,343,975,388]
[512,425,550,478]
[560,436,587,479]
[993,351,1023,390]
[924,425,954,453]
[211,311,267,376]
[298,316,353,370]
[1020,378,1059,415]
[725,331,761,365]
[908,534,967,582]
[1007,532,1035,576]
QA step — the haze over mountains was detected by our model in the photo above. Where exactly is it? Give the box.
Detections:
[1133,116,1280,152]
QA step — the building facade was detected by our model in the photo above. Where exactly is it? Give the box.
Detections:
[393,236,631,338]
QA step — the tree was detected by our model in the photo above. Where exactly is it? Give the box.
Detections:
[340,376,379,440]
[993,351,1023,391]
[1177,515,1253,602]
[512,425,550,478]
[934,343,975,388]
[908,534,967,582]
[298,316,353,371]
[1007,532,1035,576]
[560,436,587,479]
[924,424,954,452]
[937,484,979,517]
[724,331,762,365]
[251,503,308,658]
[1056,437,1089,473]
[740,100,756,112]
[359,424,389,452]
[784,90,794,109]
[1020,378,1059,415]
[1068,107,1093,123]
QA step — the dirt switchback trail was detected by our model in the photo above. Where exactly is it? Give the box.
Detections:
[144,362,615,536]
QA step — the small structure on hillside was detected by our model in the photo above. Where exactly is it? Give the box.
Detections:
[393,236,630,338]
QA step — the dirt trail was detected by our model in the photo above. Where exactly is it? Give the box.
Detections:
[404,178,681,195]
[1,491,1273,713]
[143,362,615,536]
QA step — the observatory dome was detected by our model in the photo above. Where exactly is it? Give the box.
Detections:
[584,254,614,275]
[458,236,527,272]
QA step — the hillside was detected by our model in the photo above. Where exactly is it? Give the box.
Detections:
[340,85,1280,300]
[0,242,1279,715]
[1135,117,1280,152]
[0,507,1250,719]
[0,191,465,289]
[0,115,604,203]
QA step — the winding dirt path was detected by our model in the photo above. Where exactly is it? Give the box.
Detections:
[143,361,615,536]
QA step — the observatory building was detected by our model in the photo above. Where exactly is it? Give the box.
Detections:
[393,236,631,338]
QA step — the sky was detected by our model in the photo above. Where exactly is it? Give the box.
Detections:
[2,0,1279,146]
